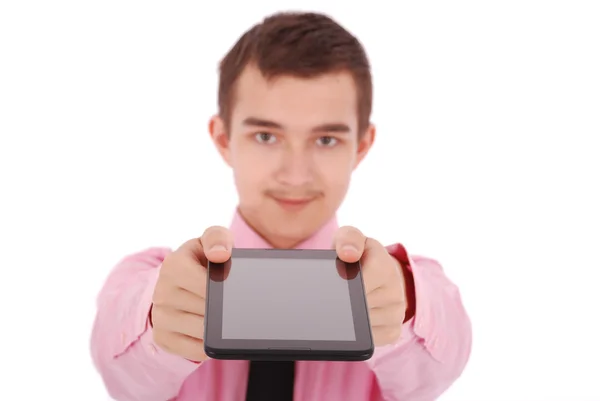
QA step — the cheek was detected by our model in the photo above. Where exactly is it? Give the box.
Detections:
[330,176,351,199]
[231,139,275,169]
[231,151,272,199]
[318,158,353,197]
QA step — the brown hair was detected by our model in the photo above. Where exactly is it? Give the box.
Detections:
[217,12,373,135]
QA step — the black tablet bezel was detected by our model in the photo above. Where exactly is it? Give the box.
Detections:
[204,248,374,361]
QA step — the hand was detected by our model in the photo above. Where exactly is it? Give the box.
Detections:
[333,226,408,347]
[150,226,234,362]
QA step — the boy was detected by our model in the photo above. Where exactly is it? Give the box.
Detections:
[91,11,472,401]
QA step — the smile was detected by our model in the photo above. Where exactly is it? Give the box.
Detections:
[270,196,315,210]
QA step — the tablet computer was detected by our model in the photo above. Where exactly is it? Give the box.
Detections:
[204,248,374,361]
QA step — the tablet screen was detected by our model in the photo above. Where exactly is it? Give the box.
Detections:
[221,256,356,342]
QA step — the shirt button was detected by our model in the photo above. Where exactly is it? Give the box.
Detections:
[121,332,127,344]
[149,344,157,355]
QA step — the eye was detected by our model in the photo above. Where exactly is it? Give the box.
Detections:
[317,136,338,147]
[255,132,277,144]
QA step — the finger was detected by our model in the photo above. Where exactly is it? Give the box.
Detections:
[371,325,402,347]
[151,305,205,339]
[200,226,234,263]
[368,304,405,328]
[160,250,207,296]
[154,286,205,316]
[153,328,207,362]
[175,288,206,316]
[333,226,366,263]
[365,287,389,309]
[361,237,397,294]
[366,280,406,309]
[177,237,208,266]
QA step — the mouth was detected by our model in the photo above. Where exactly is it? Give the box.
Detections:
[270,196,315,210]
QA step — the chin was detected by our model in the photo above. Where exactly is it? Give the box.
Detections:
[270,217,326,243]
[269,220,312,237]
[269,231,314,249]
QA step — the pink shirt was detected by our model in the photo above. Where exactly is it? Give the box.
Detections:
[90,212,472,401]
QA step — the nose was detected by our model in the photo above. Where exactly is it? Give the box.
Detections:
[275,146,314,187]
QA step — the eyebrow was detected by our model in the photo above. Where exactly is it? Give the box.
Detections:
[242,117,351,134]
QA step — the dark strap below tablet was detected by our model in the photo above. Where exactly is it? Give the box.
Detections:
[245,360,295,401]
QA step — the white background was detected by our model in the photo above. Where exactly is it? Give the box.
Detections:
[1,1,599,400]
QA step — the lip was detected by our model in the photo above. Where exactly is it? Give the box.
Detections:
[271,196,314,210]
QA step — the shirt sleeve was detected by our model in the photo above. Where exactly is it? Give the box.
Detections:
[90,247,200,401]
[364,243,473,401]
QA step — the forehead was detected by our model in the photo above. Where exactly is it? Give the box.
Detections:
[230,65,359,131]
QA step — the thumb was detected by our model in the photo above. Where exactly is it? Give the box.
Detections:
[333,226,367,263]
[200,225,234,263]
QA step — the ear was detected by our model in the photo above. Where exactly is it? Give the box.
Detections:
[353,123,376,169]
[208,115,232,167]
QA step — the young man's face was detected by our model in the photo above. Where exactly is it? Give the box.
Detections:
[210,65,375,248]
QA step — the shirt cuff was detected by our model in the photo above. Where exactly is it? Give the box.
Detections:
[385,243,446,362]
